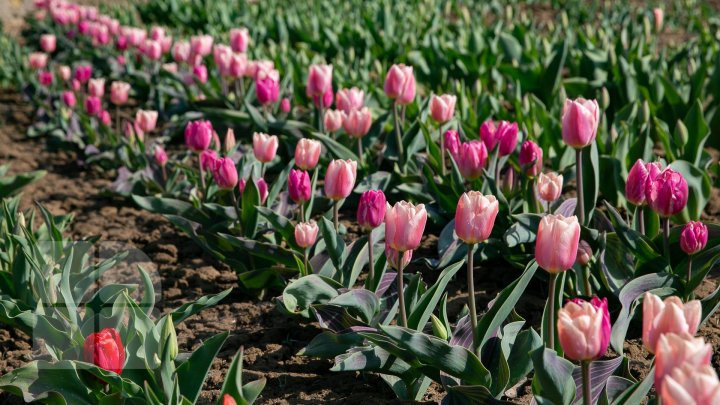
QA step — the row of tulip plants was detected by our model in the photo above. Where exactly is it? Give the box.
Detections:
[0,0,718,403]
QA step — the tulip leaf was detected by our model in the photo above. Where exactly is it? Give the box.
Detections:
[0,167,46,199]
[571,356,623,405]
[319,216,346,274]
[241,177,260,237]
[170,288,232,324]
[220,347,267,405]
[300,330,366,358]
[681,99,710,166]
[281,274,339,317]
[407,260,463,331]
[176,331,229,404]
[610,367,654,405]
[503,213,541,248]
[531,348,577,405]
[506,328,542,389]
[256,207,300,251]
[443,384,516,405]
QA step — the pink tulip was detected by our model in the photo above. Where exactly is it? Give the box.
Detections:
[654,8,664,33]
[535,214,581,273]
[88,78,105,97]
[306,64,333,98]
[343,107,372,138]
[576,240,593,266]
[150,26,165,41]
[84,96,102,116]
[646,167,689,217]
[680,221,708,255]
[456,140,488,180]
[172,40,190,63]
[295,139,322,171]
[295,221,319,249]
[57,65,71,82]
[100,110,111,126]
[213,44,232,75]
[162,63,177,73]
[252,133,278,163]
[62,91,76,108]
[655,333,712,393]
[496,121,519,156]
[626,159,663,206]
[200,150,218,171]
[190,34,213,57]
[224,128,236,154]
[72,79,81,91]
[38,70,53,86]
[661,364,720,405]
[160,36,172,54]
[430,94,456,124]
[385,201,427,252]
[110,81,130,105]
[519,140,543,176]
[154,145,168,167]
[536,172,563,203]
[184,120,213,152]
[384,64,415,105]
[558,297,610,361]
[116,35,128,51]
[386,244,412,270]
[229,28,249,53]
[313,87,333,109]
[246,60,274,79]
[324,109,344,133]
[642,293,701,353]
[357,190,386,229]
[255,68,280,105]
[124,121,143,142]
[74,64,92,83]
[324,159,357,200]
[29,52,48,69]
[562,98,600,149]
[135,110,158,133]
[212,157,238,189]
[444,130,460,157]
[288,169,311,204]
[335,87,364,114]
[280,98,291,113]
[501,167,516,194]
[479,120,498,151]
[454,192,499,244]
[229,53,247,78]
[40,34,56,53]
[192,64,208,84]
[143,39,162,60]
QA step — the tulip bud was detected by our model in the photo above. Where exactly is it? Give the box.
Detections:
[576,240,593,266]
[88,78,105,98]
[430,314,449,340]
[306,64,333,98]
[456,141,488,180]
[519,140,543,177]
[641,100,651,124]
[535,214,580,273]
[454,192,499,245]
[213,157,238,189]
[429,94,457,124]
[28,52,48,69]
[479,120,498,151]
[256,178,269,204]
[680,221,708,255]
[294,139,322,171]
[343,107,372,138]
[224,129,236,154]
[653,8,664,33]
[335,87,364,114]
[83,328,125,374]
[323,109,344,133]
[288,169,311,204]
[444,130,460,157]
[655,333,712,393]
[154,145,168,167]
[229,28,250,53]
[626,159,662,206]
[223,394,238,405]
[642,292,701,353]
[536,172,563,203]
[357,190,386,230]
[84,96,102,117]
[200,150,219,171]
[558,297,610,361]
[312,87,333,109]
[496,121,519,157]
[252,132,278,163]
[385,244,412,270]
[255,68,280,105]
[324,159,357,200]
[160,315,178,360]
[673,120,689,150]
[280,97,291,113]
[385,201,427,252]
[646,167,689,217]
[57,65,71,82]
[600,87,610,110]
[99,111,111,126]
[38,70,53,87]
[295,220,319,248]
[501,167,515,194]
[40,34,56,53]
[384,64,415,105]
[561,98,600,149]
[110,81,130,105]
[62,91,76,108]
[192,64,208,83]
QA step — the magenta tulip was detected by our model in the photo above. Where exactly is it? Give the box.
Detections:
[280,98,291,113]
[154,145,168,167]
[646,167,689,217]
[496,121,519,156]
[357,190,386,229]
[200,150,219,171]
[229,28,250,53]
[288,169,311,204]
[84,96,102,116]
[680,221,708,255]
[212,157,238,189]
[62,91,76,108]
[519,140,543,176]
[185,120,213,152]
[444,130,460,157]
[255,68,280,105]
[479,120,498,151]
[626,159,663,206]
[456,141,488,180]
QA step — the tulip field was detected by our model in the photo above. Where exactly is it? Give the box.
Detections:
[2,0,720,403]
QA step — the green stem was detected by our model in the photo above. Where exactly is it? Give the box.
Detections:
[467,244,478,354]
[230,192,241,225]
[440,126,446,176]
[687,255,693,301]
[638,206,645,235]
[318,104,325,133]
[583,265,592,296]
[367,231,374,289]
[662,217,671,265]
[576,148,585,225]
[300,203,305,223]
[393,103,404,164]
[397,254,407,327]
[199,160,206,201]
[333,202,339,232]
[303,249,309,277]
[358,138,364,167]
[547,273,558,350]
[581,361,591,405]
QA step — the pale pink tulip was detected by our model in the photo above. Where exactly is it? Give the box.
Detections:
[384,64,415,105]
[430,94,456,124]
[642,293,701,353]
[343,107,372,138]
[535,214,580,273]
[295,221,319,249]
[294,139,322,171]
[536,172,563,203]
[324,159,357,200]
[661,364,720,405]
[655,333,712,393]
[135,110,158,132]
[324,109,344,133]
[385,201,427,252]
[252,133,278,163]
[558,297,610,361]
[454,192,499,244]
[335,87,364,114]
[306,64,333,98]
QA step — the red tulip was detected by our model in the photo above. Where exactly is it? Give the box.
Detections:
[83,328,125,375]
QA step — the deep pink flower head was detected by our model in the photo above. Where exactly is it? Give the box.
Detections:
[295,139,322,171]
[229,28,250,53]
[680,221,708,255]
[240,178,269,205]
[384,64,415,105]
[562,98,600,149]
[430,94,456,124]
[313,87,333,108]
[100,110,111,126]
[456,140,488,180]
[213,157,238,189]
[255,68,280,105]
[192,64,208,83]
[288,169,312,204]
[184,120,213,152]
[455,192,499,244]
[385,201,427,252]
[150,26,165,41]
[115,35,128,51]
[295,221,318,249]
[154,145,168,167]
[386,244,412,270]
[335,87,364,114]
[200,150,218,171]
[496,121,519,156]
[306,64,333,98]
[479,120,498,151]
[444,130,460,157]
[655,333,712,393]
[626,159,663,206]
[646,167,688,217]
[343,107,372,138]
[519,140,543,176]
[535,214,580,273]
[38,70,53,86]
[643,292,701,354]
[74,64,92,83]
[84,96,102,116]
[62,91,76,108]
[357,190,386,229]
[324,159,357,200]
[558,297,610,361]
[280,98,291,113]
[252,133,278,163]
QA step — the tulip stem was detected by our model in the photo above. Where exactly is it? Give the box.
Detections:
[397,256,408,327]
[495,160,501,190]
[234,79,243,109]
[547,273,558,350]
[161,166,167,184]
[358,139,364,167]
[303,249,309,277]
[318,104,325,133]
[662,217,671,265]
[581,361,591,405]
[467,244,479,354]
[638,206,645,235]
[687,255,693,301]
[440,127,446,176]
[583,265,592,296]
[393,103,404,164]
[367,231,375,289]
[199,161,206,200]
[333,202,339,232]
[576,148,585,226]
[300,203,305,223]
[230,191,241,225]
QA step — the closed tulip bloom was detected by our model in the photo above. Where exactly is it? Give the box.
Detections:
[88,78,105,97]
[246,60,274,79]
[295,220,319,248]
[324,109,344,133]
[256,178,269,204]
[255,68,280,105]
[288,169,311,204]
[357,190,386,229]
[384,64,415,105]
[143,39,162,60]
[653,8,664,33]
[40,34,56,53]
[454,192,499,244]
[313,87,333,109]
[456,141,488,180]
[212,157,238,189]
[536,172,563,203]
[294,139,322,171]
[252,132,278,163]
[306,64,333,98]
[84,96,102,116]
[172,40,190,63]
[680,221,708,255]
[38,70,53,86]
[57,65,71,82]
[343,107,372,138]
[200,150,219,171]
[324,159,357,200]
[223,128,236,154]
[496,121,519,156]
[222,394,238,405]
[150,26,165,41]
[213,45,232,75]
[479,120,498,151]
[642,293,701,353]
[661,364,720,405]
[83,328,125,375]
[576,240,593,266]
[185,120,213,152]
[28,52,48,69]
[646,167,689,217]
[110,81,130,105]
[229,53,247,78]
[558,297,610,361]
[535,214,581,273]
[655,333,712,393]
[192,64,208,83]
[385,201,427,252]
[280,97,291,113]
[562,98,600,149]
[386,244,412,270]
[229,28,250,53]
[501,167,516,194]
[335,87,364,114]
[62,91,76,108]
[626,159,663,206]
[444,130,460,157]
[135,110,158,132]
[430,94,456,124]
[74,64,93,83]
[190,34,213,57]
[154,145,168,167]
[519,140,543,176]
[100,110,111,126]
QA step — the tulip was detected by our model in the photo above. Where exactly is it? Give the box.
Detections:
[456,141,488,181]
[222,394,238,405]
[150,26,165,41]
[385,201,427,326]
[28,52,48,69]
[255,68,280,105]
[306,64,333,98]
[100,110,111,126]
[229,28,249,53]
[74,64,92,83]
[294,139,322,171]
[135,110,158,133]
[185,120,213,152]
[192,64,208,84]
[172,40,190,63]
[190,34,213,58]
[647,167,689,262]
[335,87,364,114]
[246,60,274,79]
[626,159,663,234]
[455,192,499,351]
[312,87,333,109]
[40,34,56,53]
[496,121,519,157]
[536,172,563,208]
[154,145,168,167]
[110,81,130,105]
[661,364,720,405]
[642,293,701,353]
[85,96,102,117]
[124,121,143,143]
[83,328,125,375]
[57,65,71,82]
[356,191,385,287]
[519,140,543,177]
[444,130,460,158]
[295,220,318,249]
[280,98,291,114]
[62,91,76,108]
[430,94,456,124]
[343,107,372,138]
[577,240,594,294]
[479,120,498,151]
[323,109,344,133]
[223,128,236,154]
[88,78,105,97]
[385,244,412,271]
[653,8,664,33]
[38,70,53,87]
[200,150,218,172]
[229,53,247,78]
[385,64,415,161]
[252,132,278,165]
[501,167,516,195]
[655,333,712,393]
[324,159,357,201]
[213,157,238,190]
[288,169,311,205]
[143,39,162,60]
[680,221,708,299]
[213,44,232,77]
